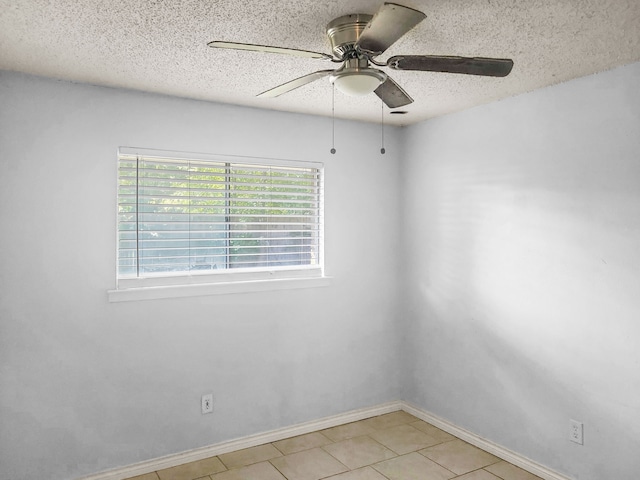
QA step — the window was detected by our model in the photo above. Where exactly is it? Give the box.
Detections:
[111,147,325,300]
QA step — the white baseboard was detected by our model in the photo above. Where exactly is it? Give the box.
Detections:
[79,400,570,480]
[78,401,403,480]
[401,401,571,480]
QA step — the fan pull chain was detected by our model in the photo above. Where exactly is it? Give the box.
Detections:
[330,83,336,154]
[380,98,386,154]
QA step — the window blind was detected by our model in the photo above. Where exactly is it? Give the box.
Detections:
[117,152,323,279]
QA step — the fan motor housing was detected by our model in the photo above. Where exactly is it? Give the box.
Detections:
[326,14,372,58]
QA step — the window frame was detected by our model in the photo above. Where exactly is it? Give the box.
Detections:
[108,147,328,302]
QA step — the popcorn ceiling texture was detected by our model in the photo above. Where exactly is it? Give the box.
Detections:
[1,0,639,125]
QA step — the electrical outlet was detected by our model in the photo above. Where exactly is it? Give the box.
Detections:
[201,393,213,414]
[570,419,583,444]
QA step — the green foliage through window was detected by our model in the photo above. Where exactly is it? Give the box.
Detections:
[117,153,322,278]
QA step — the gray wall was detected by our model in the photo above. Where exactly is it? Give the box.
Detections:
[2,61,639,480]
[0,71,403,480]
[400,62,640,480]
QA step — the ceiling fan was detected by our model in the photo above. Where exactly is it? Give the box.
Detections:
[208,3,513,109]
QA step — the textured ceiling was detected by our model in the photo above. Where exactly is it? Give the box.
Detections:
[1,0,639,125]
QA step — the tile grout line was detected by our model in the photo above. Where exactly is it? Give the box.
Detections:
[401,402,567,480]
[209,415,486,480]
[265,420,519,480]
[267,456,288,480]
[266,415,433,480]
[414,442,503,479]
[95,402,403,480]
[118,405,559,480]
[155,425,506,480]
[448,464,502,480]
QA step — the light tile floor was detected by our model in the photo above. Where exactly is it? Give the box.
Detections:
[127,411,542,480]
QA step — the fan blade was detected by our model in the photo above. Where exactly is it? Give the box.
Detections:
[374,76,413,108]
[387,55,514,77]
[356,3,426,56]
[257,70,335,98]
[208,41,333,60]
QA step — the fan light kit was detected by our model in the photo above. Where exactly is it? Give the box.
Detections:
[330,66,387,96]
[208,3,514,108]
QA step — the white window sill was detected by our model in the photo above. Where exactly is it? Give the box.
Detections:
[107,276,333,302]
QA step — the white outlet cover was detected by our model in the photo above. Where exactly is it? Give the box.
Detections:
[201,394,213,414]
[570,419,583,444]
